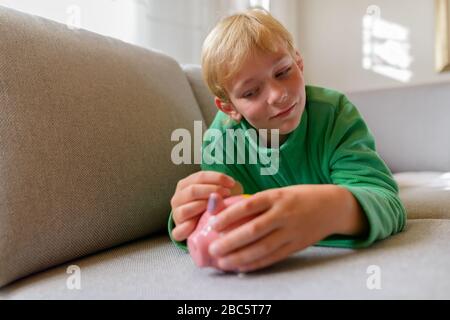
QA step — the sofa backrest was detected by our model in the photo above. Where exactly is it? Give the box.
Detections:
[183,65,218,127]
[347,83,450,173]
[0,6,203,287]
[183,65,450,173]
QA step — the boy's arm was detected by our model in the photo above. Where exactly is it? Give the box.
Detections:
[317,96,407,248]
[324,185,369,237]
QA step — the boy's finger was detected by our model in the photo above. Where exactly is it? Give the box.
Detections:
[211,195,271,232]
[209,211,278,258]
[171,219,198,242]
[216,229,286,270]
[176,171,235,191]
[173,200,207,225]
[173,184,231,207]
[236,242,294,273]
[230,181,244,196]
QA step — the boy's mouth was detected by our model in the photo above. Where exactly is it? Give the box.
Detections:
[270,103,297,119]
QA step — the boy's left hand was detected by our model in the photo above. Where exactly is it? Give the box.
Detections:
[208,185,341,273]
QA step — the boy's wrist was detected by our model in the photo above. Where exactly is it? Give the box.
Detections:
[326,185,368,237]
[291,184,368,239]
[287,184,367,240]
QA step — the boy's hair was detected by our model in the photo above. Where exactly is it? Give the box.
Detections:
[201,9,296,103]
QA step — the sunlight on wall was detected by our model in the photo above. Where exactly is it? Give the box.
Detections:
[362,5,413,82]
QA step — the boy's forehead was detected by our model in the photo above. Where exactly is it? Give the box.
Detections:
[227,49,292,90]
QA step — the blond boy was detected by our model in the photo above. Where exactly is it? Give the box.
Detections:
[168,9,406,273]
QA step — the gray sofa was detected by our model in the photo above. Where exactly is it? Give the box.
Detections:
[0,6,449,299]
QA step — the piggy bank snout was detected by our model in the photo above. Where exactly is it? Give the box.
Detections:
[188,214,220,268]
[188,194,250,269]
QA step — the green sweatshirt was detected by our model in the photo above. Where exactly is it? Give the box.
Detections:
[168,85,406,252]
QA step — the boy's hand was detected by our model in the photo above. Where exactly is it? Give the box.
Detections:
[171,171,243,242]
[207,185,363,272]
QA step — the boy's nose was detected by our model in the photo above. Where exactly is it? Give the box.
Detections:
[267,81,288,106]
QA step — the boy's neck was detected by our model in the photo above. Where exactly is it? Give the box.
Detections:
[239,118,289,148]
[258,130,289,148]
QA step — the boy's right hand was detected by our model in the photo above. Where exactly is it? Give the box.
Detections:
[170,171,242,242]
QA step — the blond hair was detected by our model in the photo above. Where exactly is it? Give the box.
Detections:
[201,9,296,102]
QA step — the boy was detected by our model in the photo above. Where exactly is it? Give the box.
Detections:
[168,9,406,273]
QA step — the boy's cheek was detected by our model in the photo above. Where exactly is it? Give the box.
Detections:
[244,107,265,123]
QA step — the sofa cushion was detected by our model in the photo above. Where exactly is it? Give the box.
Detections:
[182,65,217,127]
[0,6,203,287]
[347,83,450,173]
[1,220,449,299]
[394,172,450,219]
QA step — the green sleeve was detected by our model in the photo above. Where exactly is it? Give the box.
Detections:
[167,209,188,252]
[317,95,407,248]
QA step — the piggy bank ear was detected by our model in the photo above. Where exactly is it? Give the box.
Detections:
[207,193,225,215]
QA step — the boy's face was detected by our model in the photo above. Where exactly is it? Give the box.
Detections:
[215,43,306,144]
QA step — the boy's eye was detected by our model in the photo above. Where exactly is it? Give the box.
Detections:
[276,67,292,78]
[242,88,259,98]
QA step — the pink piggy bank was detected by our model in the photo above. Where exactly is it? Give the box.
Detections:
[188,192,252,269]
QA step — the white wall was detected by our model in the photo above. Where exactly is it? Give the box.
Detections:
[0,0,139,43]
[295,0,450,93]
[0,0,257,65]
[3,0,448,92]
[132,0,252,64]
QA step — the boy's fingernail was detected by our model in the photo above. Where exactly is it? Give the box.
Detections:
[207,195,218,212]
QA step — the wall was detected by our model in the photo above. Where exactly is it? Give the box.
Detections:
[0,0,139,46]
[3,0,450,92]
[0,0,256,65]
[295,0,450,93]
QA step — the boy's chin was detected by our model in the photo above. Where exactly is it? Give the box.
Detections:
[277,111,303,135]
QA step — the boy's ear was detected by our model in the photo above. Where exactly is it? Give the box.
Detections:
[295,50,304,72]
[214,97,242,122]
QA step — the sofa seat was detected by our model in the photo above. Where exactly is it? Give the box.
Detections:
[394,172,450,219]
[1,219,449,300]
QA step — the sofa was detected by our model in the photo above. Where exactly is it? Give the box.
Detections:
[0,6,449,300]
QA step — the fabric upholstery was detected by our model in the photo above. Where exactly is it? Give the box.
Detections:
[0,6,203,288]
[394,172,450,219]
[1,220,449,299]
[182,64,217,127]
[347,84,450,173]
